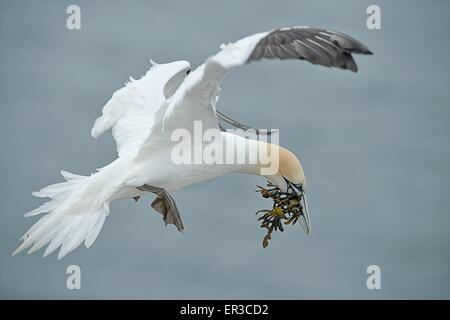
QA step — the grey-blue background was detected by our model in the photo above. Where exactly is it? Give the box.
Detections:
[1,0,449,299]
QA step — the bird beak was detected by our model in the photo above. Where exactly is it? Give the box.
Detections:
[285,180,311,235]
[298,190,311,235]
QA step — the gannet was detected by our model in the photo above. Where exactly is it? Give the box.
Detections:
[13,27,372,259]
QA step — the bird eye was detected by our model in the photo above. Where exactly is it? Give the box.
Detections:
[186,69,191,75]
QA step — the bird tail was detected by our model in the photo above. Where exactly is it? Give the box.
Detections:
[13,169,113,259]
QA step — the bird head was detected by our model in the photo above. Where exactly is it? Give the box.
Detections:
[259,145,311,234]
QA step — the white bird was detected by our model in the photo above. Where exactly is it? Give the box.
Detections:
[13,27,371,259]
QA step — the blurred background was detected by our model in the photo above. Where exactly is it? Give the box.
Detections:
[1,0,449,299]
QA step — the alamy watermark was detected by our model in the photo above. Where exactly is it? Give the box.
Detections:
[170,121,280,176]
[366,5,381,30]
[66,264,81,290]
[66,5,81,30]
[366,265,381,290]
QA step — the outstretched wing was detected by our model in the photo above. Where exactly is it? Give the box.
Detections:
[162,26,372,133]
[247,27,372,71]
[91,63,167,157]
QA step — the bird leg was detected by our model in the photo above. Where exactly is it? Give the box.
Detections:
[136,184,184,233]
[217,110,277,136]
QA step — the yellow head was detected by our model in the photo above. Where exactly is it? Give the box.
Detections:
[256,143,306,193]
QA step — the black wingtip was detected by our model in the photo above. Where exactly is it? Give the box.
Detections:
[353,44,373,55]
[360,48,373,55]
[246,27,373,72]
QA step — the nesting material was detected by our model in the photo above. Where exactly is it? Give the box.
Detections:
[256,181,305,248]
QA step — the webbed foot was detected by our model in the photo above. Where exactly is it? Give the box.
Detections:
[137,184,184,233]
